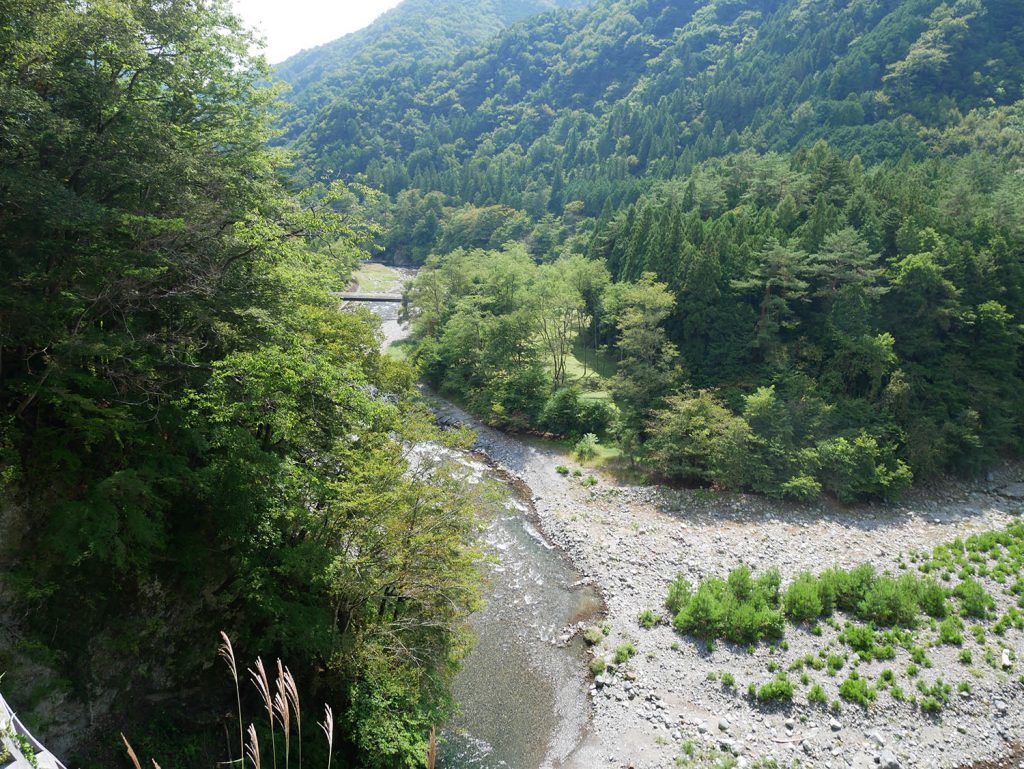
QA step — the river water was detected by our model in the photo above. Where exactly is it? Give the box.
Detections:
[361,283,598,769]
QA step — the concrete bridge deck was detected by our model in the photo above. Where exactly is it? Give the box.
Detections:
[333,292,404,303]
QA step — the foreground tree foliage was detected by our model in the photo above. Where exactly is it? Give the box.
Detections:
[0,2,482,767]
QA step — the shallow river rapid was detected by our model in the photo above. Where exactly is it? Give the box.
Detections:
[364,283,597,769]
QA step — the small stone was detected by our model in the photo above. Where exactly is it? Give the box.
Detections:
[877,748,900,769]
[999,482,1024,499]
[1001,649,1012,669]
[830,718,842,732]
[867,730,885,748]
[719,717,731,732]
[785,718,795,731]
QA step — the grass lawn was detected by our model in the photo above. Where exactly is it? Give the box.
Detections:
[353,262,404,293]
[386,338,415,361]
[525,431,623,467]
[542,337,617,401]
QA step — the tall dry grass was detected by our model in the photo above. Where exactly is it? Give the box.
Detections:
[121,633,440,769]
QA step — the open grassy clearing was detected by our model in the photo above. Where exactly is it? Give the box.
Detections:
[385,338,415,361]
[352,261,405,293]
[566,337,618,389]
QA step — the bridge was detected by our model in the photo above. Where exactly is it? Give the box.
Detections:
[0,691,68,769]
[333,292,404,303]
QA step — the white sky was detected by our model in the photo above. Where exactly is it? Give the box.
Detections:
[232,0,404,63]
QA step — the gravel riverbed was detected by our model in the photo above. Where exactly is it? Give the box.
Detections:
[429,397,1024,769]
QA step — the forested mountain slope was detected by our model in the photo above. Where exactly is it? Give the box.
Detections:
[274,0,591,143]
[284,0,1024,208]
[277,0,1024,501]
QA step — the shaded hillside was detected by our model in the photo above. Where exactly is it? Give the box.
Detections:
[274,0,591,143]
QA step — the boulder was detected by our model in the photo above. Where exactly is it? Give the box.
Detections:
[878,748,900,769]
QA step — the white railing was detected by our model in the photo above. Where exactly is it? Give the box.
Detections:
[0,692,68,769]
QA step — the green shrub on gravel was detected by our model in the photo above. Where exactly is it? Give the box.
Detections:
[827,564,876,612]
[754,673,794,704]
[783,572,824,622]
[807,684,827,705]
[826,654,845,675]
[838,622,875,658]
[955,578,995,619]
[667,524,1024,657]
[666,576,693,615]
[582,625,605,645]
[839,671,876,707]
[939,615,964,645]
[858,574,921,627]
[916,577,950,618]
[590,656,606,675]
[916,678,952,711]
[638,609,658,629]
[671,566,784,644]
[614,642,637,664]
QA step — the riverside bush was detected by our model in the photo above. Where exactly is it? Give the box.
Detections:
[614,642,637,664]
[807,684,827,705]
[839,672,876,707]
[838,623,876,659]
[755,673,794,704]
[671,567,784,644]
[666,576,693,615]
[668,526,1023,658]
[827,564,877,613]
[582,625,604,645]
[774,565,958,629]
[917,578,950,618]
[955,578,995,619]
[541,387,613,440]
[574,432,600,461]
[939,616,964,645]
[858,575,920,627]
[916,678,952,711]
[783,572,823,622]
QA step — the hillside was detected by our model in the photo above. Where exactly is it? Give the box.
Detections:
[274,0,591,144]
[281,0,1024,202]
[277,0,1024,499]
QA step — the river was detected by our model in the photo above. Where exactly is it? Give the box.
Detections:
[361,277,599,769]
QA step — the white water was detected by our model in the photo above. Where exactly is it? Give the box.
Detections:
[360,279,597,769]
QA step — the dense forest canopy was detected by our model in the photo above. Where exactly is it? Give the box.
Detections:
[0,1,485,767]
[273,0,591,144]
[279,0,1024,215]
[275,0,1024,501]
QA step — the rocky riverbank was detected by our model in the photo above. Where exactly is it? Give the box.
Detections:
[430,396,1024,769]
